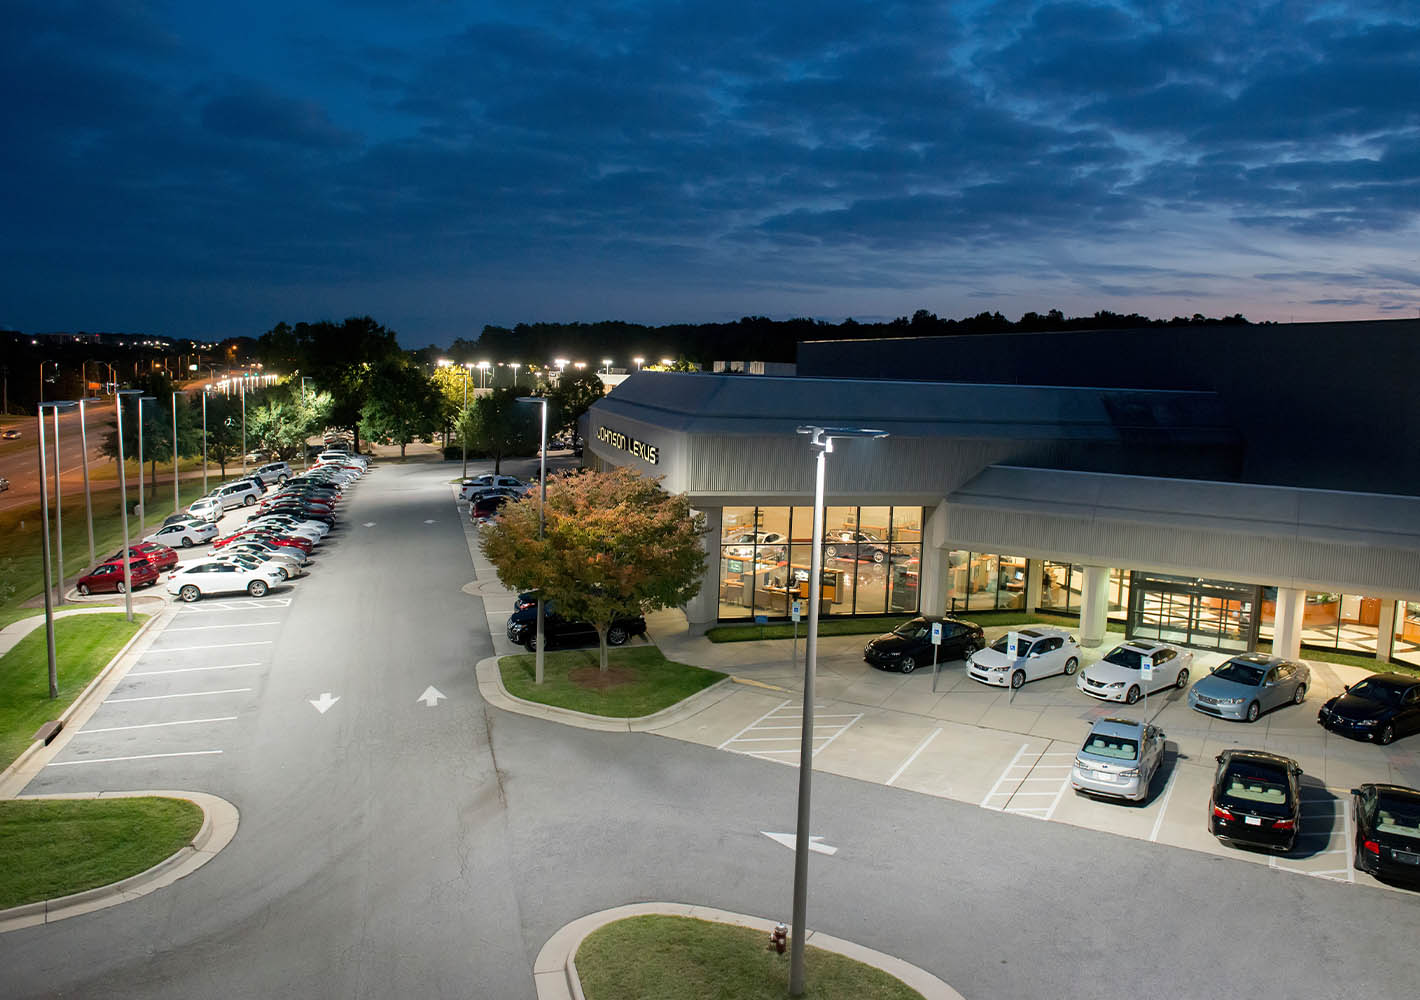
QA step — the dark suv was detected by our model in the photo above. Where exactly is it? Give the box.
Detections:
[506,602,647,652]
[863,615,984,674]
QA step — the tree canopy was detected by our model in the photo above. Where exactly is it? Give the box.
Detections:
[359,359,442,458]
[458,387,540,473]
[546,368,605,438]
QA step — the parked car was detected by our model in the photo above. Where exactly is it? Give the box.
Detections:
[219,551,304,581]
[1189,653,1310,723]
[76,558,159,595]
[105,543,178,573]
[723,531,787,561]
[1318,672,1420,746]
[1352,783,1420,885]
[144,520,220,548]
[209,479,262,510]
[224,540,308,569]
[505,603,647,651]
[823,529,907,564]
[162,511,208,529]
[459,474,524,500]
[863,616,984,674]
[0,477,9,493]
[213,528,312,555]
[465,485,525,506]
[1208,749,1302,852]
[187,496,224,523]
[1078,639,1193,704]
[966,627,1080,689]
[1071,717,1166,803]
[167,559,285,602]
[253,461,292,487]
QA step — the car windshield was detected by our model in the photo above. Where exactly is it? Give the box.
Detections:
[892,619,929,640]
[1375,794,1420,842]
[1213,661,1265,685]
[1349,680,1405,706]
[989,635,1033,656]
[1102,646,1142,670]
[1218,763,1293,817]
[1081,733,1139,761]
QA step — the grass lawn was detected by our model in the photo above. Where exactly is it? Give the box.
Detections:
[0,613,146,768]
[576,915,924,1000]
[499,645,724,717]
[0,797,204,908]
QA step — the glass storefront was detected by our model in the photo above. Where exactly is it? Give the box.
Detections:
[1127,572,1260,652]
[717,505,923,620]
[1256,590,1420,665]
[945,550,1031,613]
[1039,561,1082,614]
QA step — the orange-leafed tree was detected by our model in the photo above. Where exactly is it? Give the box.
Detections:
[481,466,706,671]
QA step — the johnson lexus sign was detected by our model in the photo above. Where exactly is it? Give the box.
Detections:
[597,425,659,464]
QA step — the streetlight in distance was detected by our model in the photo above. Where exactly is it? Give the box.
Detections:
[786,424,888,997]
[601,358,613,374]
[477,360,491,388]
[633,356,644,371]
[660,357,674,367]
[515,395,550,685]
[508,362,521,387]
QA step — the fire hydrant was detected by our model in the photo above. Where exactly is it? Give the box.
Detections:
[768,922,788,954]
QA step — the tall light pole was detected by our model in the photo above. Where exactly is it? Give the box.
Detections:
[136,395,155,518]
[36,401,77,697]
[508,362,521,388]
[633,356,644,371]
[115,390,141,621]
[299,377,313,471]
[48,402,79,605]
[516,396,550,685]
[239,376,247,474]
[601,358,613,374]
[460,366,471,478]
[201,389,209,494]
[39,360,56,403]
[172,390,186,514]
[477,360,490,388]
[77,397,96,567]
[787,425,887,997]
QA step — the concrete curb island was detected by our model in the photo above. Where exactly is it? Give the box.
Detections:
[532,902,967,1000]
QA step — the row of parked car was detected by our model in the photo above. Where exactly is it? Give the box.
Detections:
[458,473,532,523]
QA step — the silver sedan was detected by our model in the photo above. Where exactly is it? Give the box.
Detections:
[1187,653,1310,723]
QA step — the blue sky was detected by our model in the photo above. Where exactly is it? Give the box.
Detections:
[3,0,1418,345]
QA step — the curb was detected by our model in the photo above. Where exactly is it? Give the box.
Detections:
[475,656,739,732]
[0,790,240,933]
[532,902,966,1000]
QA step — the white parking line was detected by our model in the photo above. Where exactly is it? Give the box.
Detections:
[165,622,280,631]
[107,688,253,704]
[981,743,1031,809]
[129,662,262,676]
[1149,763,1181,842]
[1343,799,1355,882]
[887,728,942,786]
[147,641,273,652]
[718,700,793,750]
[78,716,239,735]
[178,598,291,612]
[48,750,223,767]
[719,698,862,765]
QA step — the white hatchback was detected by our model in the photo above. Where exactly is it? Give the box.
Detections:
[1077,639,1194,704]
[167,559,285,602]
[145,521,219,549]
[967,627,1081,689]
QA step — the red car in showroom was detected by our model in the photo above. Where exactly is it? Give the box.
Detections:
[105,542,179,573]
[76,558,160,595]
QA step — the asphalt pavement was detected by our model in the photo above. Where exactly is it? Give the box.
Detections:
[3,459,1419,1000]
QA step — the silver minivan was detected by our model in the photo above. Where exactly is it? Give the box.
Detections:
[1071,717,1166,803]
[254,461,292,487]
[211,480,261,510]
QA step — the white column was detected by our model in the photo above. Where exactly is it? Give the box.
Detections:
[1272,586,1306,660]
[918,501,949,618]
[1078,565,1110,648]
[1025,559,1044,613]
[683,506,722,635]
[1377,599,1398,663]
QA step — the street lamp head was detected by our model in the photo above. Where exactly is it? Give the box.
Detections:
[477,360,490,370]
[796,425,889,452]
[515,396,547,406]
[39,400,78,411]
[437,358,451,367]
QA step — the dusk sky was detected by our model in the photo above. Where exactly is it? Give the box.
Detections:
[4,0,1419,346]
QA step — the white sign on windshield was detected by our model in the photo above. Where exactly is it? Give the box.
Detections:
[1006,631,1020,657]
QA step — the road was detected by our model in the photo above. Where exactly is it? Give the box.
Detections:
[2,460,1418,999]
[0,400,114,513]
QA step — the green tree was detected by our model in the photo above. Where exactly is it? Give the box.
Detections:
[359,360,441,458]
[458,388,539,473]
[480,467,706,672]
[248,398,313,463]
[547,368,605,438]
[429,363,472,447]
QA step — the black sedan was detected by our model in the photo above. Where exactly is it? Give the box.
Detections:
[506,603,646,651]
[1208,749,1302,852]
[1317,672,1420,746]
[863,616,984,674]
[1353,783,1420,886]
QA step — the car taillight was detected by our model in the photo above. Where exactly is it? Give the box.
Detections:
[1212,805,1234,820]
[1364,840,1381,855]
[1271,819,1295,831]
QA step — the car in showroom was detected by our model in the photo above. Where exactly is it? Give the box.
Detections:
[1071,717,1166,803]
[1208,748,1302,853]
[1351,783,1420,885]
[167,559,285,602]
[1188,653,1310,723]
[144,520,220,549]
[76,558,159,595]
[106,542,179,574]
[966,627,1080,689]
[863,616,984,674]
[1077,639,1193,704]
[723,530,788,561]
[1318,672,1420,745]
[505,602,647,651]
[822,529,907,564]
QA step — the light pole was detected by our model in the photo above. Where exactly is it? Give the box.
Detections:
[77,397,96,567]
[48,401,80,605]
[36,401,77,697]
[508,362,521,388]
[114,390,141,621]
[633,356,644,371]
[299,377,313,471]
[601,358,613,374]
[477,360,490,388]
[136,395,155,518]
[39,360,56,403]
[201,389,209,494]
[460,366,471,478]
[516,396,550,685]
[787,425,887,997]
[239,376,247,474]
[172,390,186,514]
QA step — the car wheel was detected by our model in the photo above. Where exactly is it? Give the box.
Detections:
[526,635,538,652]
[243,495,255,506]
[247,580,268,597]
[77,583,90,596]
[1063,656,1079,676]
[824,544,838,558]
[1293,684,1306,705]
[179,585,200,603]
[276,567,290,581]
[1246,701,1261,723]
[181,536,193,548]
[116,581,127,594]
[1379,723,1396,746]
[1010,670,1025,689]
[900,659,917,675]
[279,475,288,484]
[1126,685,1141,705]
[872,549,885,564]
[1175,668,1190,690]
[607,626,629,646]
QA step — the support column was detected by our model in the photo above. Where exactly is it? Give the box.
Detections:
[1077,566,1110,648]
[683,506,722,635]
[1025,559,1044,613]
[1377,599,1398,663]
[1272,586,1306,660]
[918,501,949,618]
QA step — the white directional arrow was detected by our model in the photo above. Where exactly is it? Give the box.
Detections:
[309,692,340,714]
[362,521,376,528]
[423,519,436,524]
[761,831,838,856]
[417,686,446,707]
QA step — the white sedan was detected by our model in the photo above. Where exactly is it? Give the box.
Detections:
[1077,639,1193,704]
[145,521,220,548]
[967,627,1081,689]
[167,559,285,602]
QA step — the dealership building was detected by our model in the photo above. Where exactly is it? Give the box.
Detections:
[583,318,1420,668]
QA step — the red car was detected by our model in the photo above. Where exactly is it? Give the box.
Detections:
[216,529,312,555]
[77,558,159,595]
[106,542,179,573]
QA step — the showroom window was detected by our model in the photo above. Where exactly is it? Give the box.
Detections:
[945,551,1030,613]
[1040,561,1081,614]
[1257,589,1412,661]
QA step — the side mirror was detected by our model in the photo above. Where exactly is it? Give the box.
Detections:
[1291,766,1303,777]
[1215,754,1225,764]
[1350,787,1362,796]
[1343,684,1351,692]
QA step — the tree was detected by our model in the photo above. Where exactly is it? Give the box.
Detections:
[204,394,243,480]
[481,466,706,672]
[248,398,313,463]
[429,363,472,447]
[546,368,605,438]
[359,360,441,458]
[458,388,539,473]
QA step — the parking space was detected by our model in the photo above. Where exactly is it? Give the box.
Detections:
[717,698,863,766]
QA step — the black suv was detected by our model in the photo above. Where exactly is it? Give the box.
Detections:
[863,616,984,674]
[506,602,647,652]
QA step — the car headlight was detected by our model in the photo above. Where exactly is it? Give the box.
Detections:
[1220,697,1244,705]
[1106,682,1125,689]
[1358,719,1379,727]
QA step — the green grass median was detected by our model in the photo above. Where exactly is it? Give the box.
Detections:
[499,645,724,717]
[0,797,204,909]
[576,915,925,1000]
[0,613,146,768]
